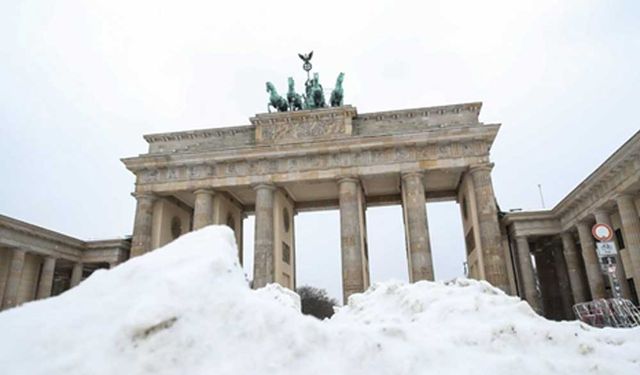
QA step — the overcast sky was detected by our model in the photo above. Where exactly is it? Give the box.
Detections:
[1,1,638,301]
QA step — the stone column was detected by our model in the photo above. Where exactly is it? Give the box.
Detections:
[70,262,84,287]
[576,221,606,299]
[338,177,369,303]
[468,164,510,292]
[551,247,575,318]
[253,183,276,288]
[36,256,56,300]
[401,172,434,282]
[616,194,640,296]
[594,209,631,299]
[560,232,588,303]
[130,192,157,258]
[1,249,26,309]
[193,189,215,230]
[514,236,540,311]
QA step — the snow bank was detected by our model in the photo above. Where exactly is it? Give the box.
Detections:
[0,226,638,375]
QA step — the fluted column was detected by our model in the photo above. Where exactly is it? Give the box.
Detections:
[401,172,434,282]
[338,177,369,303]
[468,164,510,292]
[561,232,588,303]
[253,183,276,288]
[1,249,26,309]
[594,209,631,298]
[70,262,84,287]
[193,189,215,230]
[616,194,640,296]
[36,256,56,299]
[515,236,540,311]
[130,192,157,258]
[576,221,606,299]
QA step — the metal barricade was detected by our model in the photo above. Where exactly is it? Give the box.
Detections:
[573,298,640,328]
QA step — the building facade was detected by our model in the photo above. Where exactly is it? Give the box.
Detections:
[502,131,640,319]
[0,215,130,311]
[122,103,516,303]
[2,102,638,320]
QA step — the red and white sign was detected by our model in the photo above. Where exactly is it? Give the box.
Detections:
[592,223,614,241]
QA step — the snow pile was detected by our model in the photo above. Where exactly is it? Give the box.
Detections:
[0,226,638,375]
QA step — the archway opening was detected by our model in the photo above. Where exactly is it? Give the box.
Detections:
[366,205,409,284]
[295,210,342,303]
[242,211,343,302]
[427,201,467,281]
[241,215,255,285]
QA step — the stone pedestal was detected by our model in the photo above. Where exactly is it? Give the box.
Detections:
[338,177,370,304]
[594,209,631,298]
[616,194,640,296]
[253,183,276,288]
[469,164,510,292]
[515,236,540,311]
[401,172,434,282]
[577,221,606,299]
[130,193,156,257]
[560,232,588,303]
[193,189,215,230]
[70,262,84,287]
[1,249,26,309]
[36,256,56,299]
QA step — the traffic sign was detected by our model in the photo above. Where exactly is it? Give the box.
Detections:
[592,223,614,241]
[596,241,617,257]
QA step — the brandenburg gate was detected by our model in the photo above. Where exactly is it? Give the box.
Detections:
[122,102,514,302]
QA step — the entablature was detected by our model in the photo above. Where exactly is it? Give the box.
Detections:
[0,214,131,262]
[503,210,561,238]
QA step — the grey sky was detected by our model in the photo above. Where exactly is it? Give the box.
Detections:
[1,1,638,300]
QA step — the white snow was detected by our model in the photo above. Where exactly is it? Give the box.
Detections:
[0,226,638,375]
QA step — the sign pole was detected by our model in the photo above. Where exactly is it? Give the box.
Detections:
[592,223,622,299]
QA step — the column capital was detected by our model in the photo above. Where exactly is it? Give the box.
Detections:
[400,171,424,181]
[468,162,495,174]
[560,231,575,241]
[194,188,215,196]
[252,182,276,191]
[576,218,593,228]
[593,208,611,217]
[514,234,529,241]
[10,248,27,256]
[615,193,636,203]
[337,176,360,185]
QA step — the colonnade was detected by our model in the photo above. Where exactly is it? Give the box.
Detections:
[0,250,84,310]
[513,193,640,314]
[130,164,511,303]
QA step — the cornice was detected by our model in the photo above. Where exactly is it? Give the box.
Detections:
[501,131,640,231]
[0,214,130,255]
[143,125,254,144]
[122,124,499,172]
[0,214,86,250]
[552,130,640,220]
[502,210,556,225]
[356,102,482,122]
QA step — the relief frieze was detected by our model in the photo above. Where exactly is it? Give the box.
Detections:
[136,141,489,184]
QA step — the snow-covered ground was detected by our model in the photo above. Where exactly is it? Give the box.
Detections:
[0,226,638,375]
